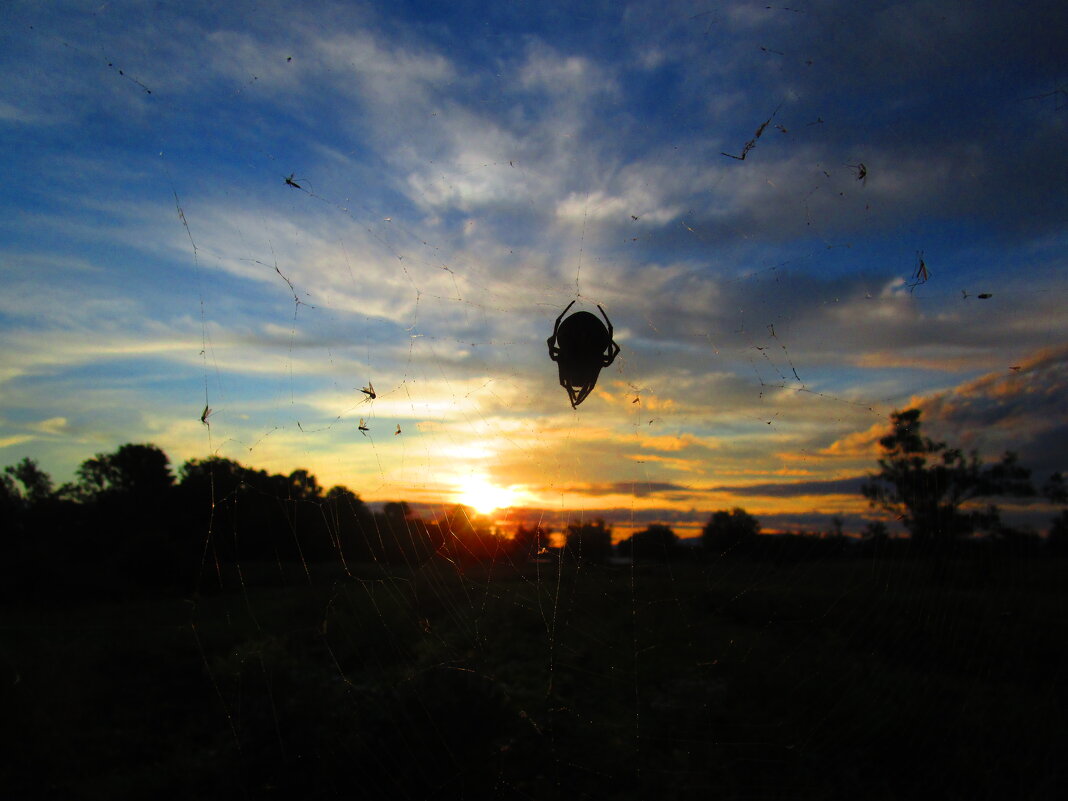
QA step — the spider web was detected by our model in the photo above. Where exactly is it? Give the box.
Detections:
[2,1,1067,798]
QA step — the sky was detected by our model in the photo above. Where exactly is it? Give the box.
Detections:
[1,0,1065,539]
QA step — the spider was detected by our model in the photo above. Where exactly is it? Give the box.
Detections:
[547,301,621,408]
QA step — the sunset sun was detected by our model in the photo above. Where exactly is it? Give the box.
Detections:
[456,477,517,515]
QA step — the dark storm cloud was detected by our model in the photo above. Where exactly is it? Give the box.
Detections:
[557,481,693,498]
[918,344,1068,474]
[708,476,867,498]
[611,256,1059,400]
[605,1,1068,240]
[765,0,1068,237]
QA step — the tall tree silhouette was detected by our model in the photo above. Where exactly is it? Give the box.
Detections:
[565,519,612,563]
[702,508,760,554]
[4,457,54,503]
[617,524,679,560]
[77,443,174,500]
[861,409,1033,545]
[1043,472,1068,554]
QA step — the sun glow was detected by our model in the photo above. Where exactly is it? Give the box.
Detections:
[456,476,518,515]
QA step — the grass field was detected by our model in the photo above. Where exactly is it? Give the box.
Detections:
[2,555,1065,799]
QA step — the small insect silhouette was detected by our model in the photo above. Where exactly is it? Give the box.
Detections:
[358,418,370,435]
[977,293,992,299]
[395,424,402,435]
[284,174,302,189]
[361,382,376,399]
[200,405,212,426]
[848,162,867,183]
[547,301,621,408]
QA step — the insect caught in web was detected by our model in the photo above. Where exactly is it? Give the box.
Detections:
[721,103,782,161]
[200,405,213,427]
[360,382,376,400]
[547,301,621,408]
[908,251,929,291]
[358,418,370,435]
[284,174,303,190]
[847,162,867,183]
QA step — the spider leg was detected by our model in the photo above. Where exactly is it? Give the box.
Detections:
[596,304,612,336]
[570,381,595,408]
[603,341,620,366]
[547,300,576,361]
[597,305,620,367]
[552,301,576,337]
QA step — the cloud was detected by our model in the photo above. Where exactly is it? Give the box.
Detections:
[556,480,692,498]
[820,344,1068,475]
[2,0,1064,519]
[916,344,1068,472]
[28,417,71,436]
[518,43,618,99]
[708,476,867,498]
[0,435,35,450]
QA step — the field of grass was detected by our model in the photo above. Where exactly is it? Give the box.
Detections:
[2,555,1065,799]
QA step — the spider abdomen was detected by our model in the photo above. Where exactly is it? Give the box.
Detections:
[556,311,611,355]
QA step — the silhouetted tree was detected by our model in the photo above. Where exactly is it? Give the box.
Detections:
[4,457,54,503]
[861,409,1033,547]
[1043,472,1068,555]
[320,484,375,562]
[565,519,612,563]
[435,505,510,564]
[368,501,441,565]
[617,524,679,560]
[0,462,43,578]
[287,469,323,501]
[702,508,760,554]
[863,520,890,540]
[77,443,174,500]
[511,524,549,561]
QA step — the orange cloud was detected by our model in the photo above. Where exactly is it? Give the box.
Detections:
[819,421,886,457]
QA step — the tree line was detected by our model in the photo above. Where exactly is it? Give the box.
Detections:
[2,408,1065,599]
[0,445,555,599]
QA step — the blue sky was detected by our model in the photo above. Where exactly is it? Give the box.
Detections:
[1,0,1065,536]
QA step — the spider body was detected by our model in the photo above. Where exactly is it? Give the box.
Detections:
[547,301,620,408]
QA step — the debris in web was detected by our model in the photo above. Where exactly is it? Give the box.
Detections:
[908,251,929,291]
[722,103,782,161]
[847,162,867,183]
[104,60,152,93]
[1021,87,1067,110]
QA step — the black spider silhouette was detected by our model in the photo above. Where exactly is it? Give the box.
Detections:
[547,301,620,408]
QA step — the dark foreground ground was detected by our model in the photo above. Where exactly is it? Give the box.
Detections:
[2,554,1066,800]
